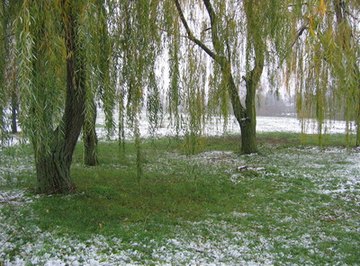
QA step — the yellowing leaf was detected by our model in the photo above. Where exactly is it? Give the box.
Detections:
[308,16,315,37]
[319,0,327,16]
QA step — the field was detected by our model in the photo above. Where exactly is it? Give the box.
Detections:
[0,133,359,265]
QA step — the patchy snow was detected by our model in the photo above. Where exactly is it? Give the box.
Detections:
[95,111,355,140]
[0,117,359,265]
[1,112,355,148]
[0,190,32,207]
[0,220,276,266]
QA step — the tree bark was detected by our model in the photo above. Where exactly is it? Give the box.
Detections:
[35,144,74,194]
[240,80,257,154]
[35,0,86,194]
[222,64,256,154]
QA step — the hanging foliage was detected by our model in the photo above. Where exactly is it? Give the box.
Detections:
[113,0,163,178]
[289,0,360,145]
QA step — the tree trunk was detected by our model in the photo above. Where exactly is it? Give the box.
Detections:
[83,101,98,166]
[240,83,257,154]
[35,144,74,194]
[226,69,257,154]
[35,0,86,194]
[239,119,256,154]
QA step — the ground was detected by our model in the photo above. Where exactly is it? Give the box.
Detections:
[0,133,359,265]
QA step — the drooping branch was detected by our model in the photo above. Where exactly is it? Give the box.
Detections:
[292,23,308,48]
[201,0,246,122]
[279,22,309,67]
[173,0,217,60]
[202,0,222,55]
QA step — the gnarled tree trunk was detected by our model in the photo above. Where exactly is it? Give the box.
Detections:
[35,0,86,194]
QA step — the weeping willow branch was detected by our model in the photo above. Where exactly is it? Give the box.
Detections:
[279,22,309,67]
[173,0,216,60]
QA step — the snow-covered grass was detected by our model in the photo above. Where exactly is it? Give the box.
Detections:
[1,135,359,265]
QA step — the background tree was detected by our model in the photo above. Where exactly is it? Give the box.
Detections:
[82,0,113,167]
[0,0,21,140]
[170,0,294,153]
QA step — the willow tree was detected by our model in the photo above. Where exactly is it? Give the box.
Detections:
[0,0,21,140]
[0,0,6,140]
[170,0,294,153]
[288,0,360,145]
[12,0,111,193]
[82,0,113,166]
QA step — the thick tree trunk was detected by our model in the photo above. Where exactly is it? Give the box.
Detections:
[35,0,86,194]
[35,145,74,194]
[83,101,98,166]
[239,119,256,154]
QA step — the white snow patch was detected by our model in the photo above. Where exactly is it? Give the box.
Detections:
[95,110,355,140]
[0,190,32,207]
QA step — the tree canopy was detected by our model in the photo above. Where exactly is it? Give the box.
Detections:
[286,0,359,144]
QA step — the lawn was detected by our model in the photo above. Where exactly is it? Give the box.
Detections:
[0,133,359,265]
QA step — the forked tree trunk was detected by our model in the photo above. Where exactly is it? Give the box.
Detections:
[227,73,257,154]
[35,0,86,194]
[83,101,98,166]
[225,61,260,154]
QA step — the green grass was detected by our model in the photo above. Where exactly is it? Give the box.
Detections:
[1,132,359,264]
